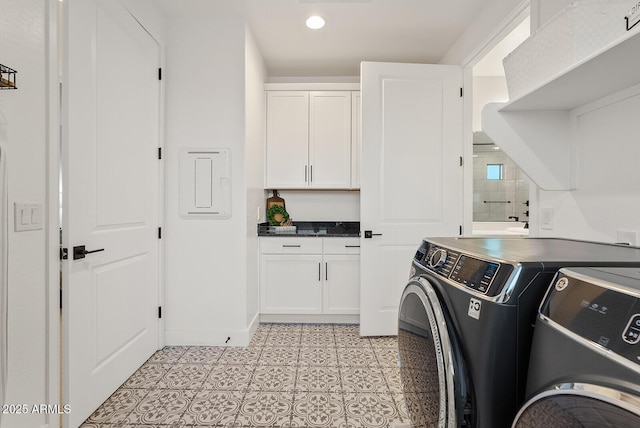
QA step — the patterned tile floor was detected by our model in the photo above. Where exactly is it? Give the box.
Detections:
[80,323,409,428]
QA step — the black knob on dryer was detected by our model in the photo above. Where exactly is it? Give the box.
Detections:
[428,249,448,269]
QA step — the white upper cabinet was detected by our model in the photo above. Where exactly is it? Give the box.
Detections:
[351,91,361,189]
[265,88,358,189]
[308,91,352,189]
[265,91,310,189]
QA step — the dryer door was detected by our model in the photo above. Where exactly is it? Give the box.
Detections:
[398,278,473,428]
[513,383,640,427]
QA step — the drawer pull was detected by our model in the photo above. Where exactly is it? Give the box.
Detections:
[345,245,360,248]
[282,244,301,248]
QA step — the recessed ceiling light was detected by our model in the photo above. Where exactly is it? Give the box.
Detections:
[306,16,325,30]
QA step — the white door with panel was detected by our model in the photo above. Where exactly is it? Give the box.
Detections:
[360,62,464,336]
[63,1,161,426]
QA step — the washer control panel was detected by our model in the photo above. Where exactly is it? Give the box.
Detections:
[415,241,514,297]
[449,255,501,294]
[420,244,459,278]
[543,272,640,368]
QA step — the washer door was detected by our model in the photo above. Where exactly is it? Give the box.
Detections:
[513,383,640,428]
[398,278,473,428]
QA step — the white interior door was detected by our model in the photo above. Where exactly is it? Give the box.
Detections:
[63,1,160,426]
[360,62,464,336]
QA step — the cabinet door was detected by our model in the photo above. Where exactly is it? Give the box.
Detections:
[266,91,309,188]
[260,255,323,314]
[351,91,361,189]
[323,255,360,315]
[309,91,352,189]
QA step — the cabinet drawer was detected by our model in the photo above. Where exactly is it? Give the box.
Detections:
[260,237,323,254]
[323,238,361,255]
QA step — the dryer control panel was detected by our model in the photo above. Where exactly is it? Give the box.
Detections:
[543,271,640,368]
[415,242,514,298]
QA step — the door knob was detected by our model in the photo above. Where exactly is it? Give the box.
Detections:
[73,245,105,260]
[364,230,382,239]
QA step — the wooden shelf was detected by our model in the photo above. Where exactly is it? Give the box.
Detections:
[501,30,640,111]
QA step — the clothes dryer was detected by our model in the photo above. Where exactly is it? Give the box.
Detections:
[398,238,640,428]
[513,267,640,427]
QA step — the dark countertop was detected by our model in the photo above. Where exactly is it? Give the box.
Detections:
[257,221,360,237]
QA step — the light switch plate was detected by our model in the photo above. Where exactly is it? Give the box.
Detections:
[14,203,43,232]
[541,208,555,230]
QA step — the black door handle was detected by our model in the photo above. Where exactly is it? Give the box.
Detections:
[364,230,382,239]
[73,245,105,260]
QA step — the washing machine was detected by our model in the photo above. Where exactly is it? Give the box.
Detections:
[513,267,640,427]
[397,237,640,428]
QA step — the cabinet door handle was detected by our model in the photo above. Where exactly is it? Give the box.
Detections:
[318,263,321,281]
[305,165,308,183]
[310,165,313,183]
[325,262,328,281]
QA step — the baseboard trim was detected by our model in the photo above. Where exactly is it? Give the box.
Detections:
[259,314,359,324]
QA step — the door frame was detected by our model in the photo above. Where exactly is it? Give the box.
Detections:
[460,0,533,236]
[47,1,166,425]
[45,1,61,426]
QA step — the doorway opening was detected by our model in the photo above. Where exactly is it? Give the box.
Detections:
[471,14,531,234]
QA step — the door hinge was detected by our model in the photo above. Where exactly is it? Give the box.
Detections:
[60,247,68,260]
[158,306,162,319]
[459,225,463,236]
[158,147,162,160]
[158,227,162,239]
[460,87,463,97]
[158,68,162,80]
[459,156,463,167]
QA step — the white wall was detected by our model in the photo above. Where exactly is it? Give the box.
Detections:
[537,86,640,244]
[0,1,51,427]
[164,14,258,346]
[273,191,360,222]
[245,27,267,329]
[473,76,509,131]
[530,0,573,30]
[440,0,528,65]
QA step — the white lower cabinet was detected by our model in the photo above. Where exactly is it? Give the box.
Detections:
[260,237,360,316]
[323,255,360,314]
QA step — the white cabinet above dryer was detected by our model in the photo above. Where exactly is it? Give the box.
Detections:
[265,86,359,190]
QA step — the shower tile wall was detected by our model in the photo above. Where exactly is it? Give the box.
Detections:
[473,135,529,222]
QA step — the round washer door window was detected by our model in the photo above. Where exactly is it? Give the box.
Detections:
[513,383,640,428]
[398,279,471,428]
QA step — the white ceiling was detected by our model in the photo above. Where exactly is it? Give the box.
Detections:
[154,0,495,76]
